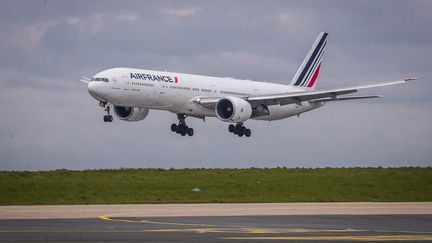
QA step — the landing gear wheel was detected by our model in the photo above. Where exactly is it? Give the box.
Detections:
[187,128,194,136]
[237,129,244,137]
[104,115,113,122]
[102,105,113,122]
[235,125,242,134]
[230,123,252,138]
[180,125,188,136]
[171,114,195,137]
[228,124,235,133]
[171,123,177,132]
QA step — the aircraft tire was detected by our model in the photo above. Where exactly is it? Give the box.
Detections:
[187,128,194,136]
[171,123,177,132]
[228,124,235,133]
[237,129,244,137]
[235,125,243,134]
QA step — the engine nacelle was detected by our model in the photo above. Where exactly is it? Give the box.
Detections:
[114,106,149,121]
[215,97,252,123]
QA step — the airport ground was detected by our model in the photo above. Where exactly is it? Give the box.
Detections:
[1,168,431,241]
[1,203,432,242]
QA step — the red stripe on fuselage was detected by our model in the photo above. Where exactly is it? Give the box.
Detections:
[306,63,321,88]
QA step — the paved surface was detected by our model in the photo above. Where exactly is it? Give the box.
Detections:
[1,203,432,242]
[1,215,432,242]
[1,202,432,219]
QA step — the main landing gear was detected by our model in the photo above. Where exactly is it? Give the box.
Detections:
[100,101,113,122]
[171,114,194,136]
[228,123,251,137]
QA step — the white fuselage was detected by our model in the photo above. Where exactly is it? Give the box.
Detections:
[88,67,324,121]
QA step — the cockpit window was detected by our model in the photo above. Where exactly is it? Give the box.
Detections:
[91,77,109,82]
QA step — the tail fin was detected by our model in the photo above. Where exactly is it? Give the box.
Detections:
[290,32,328,89]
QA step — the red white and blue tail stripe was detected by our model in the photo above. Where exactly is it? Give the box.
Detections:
[290,32,328,89]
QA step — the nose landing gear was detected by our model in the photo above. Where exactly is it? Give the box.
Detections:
[228,123,251,137]
[171,114,194,136]
[100,102,113,122]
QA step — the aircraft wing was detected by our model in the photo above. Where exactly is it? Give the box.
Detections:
[246,78,419,106]
[194,77,420,109]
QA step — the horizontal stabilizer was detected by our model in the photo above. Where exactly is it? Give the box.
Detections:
[312,95,383,102]
[404,77,422,81]
[80,76,91,84]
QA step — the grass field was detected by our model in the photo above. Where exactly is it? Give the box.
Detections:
[0,167,431,205]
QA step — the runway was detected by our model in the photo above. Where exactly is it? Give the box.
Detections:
[1,203,432,242]
[1,215,432,242]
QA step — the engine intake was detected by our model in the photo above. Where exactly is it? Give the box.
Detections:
[114,106,149,121]
[215,97,252,123]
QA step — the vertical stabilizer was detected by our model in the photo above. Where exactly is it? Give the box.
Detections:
[290,32,328,89]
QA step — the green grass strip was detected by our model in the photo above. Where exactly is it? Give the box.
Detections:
[0,167,431,205]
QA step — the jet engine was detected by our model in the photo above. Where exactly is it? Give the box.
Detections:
[215,97,252,123]
[113,106,149,121]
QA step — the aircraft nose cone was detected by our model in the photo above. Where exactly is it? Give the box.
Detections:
[87,82,104,100]
[87,81,97,95]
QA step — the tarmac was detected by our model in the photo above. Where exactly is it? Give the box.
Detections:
[1,202,431,242]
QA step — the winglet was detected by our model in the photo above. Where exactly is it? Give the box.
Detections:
[404,76,422,81]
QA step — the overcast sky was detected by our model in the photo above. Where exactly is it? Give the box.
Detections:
[0,0,431,170]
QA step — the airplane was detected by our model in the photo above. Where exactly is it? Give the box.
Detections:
[81,32,419,137]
